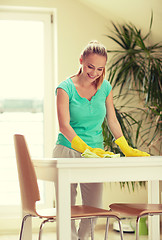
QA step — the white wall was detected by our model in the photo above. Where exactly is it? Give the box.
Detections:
[1,0,112,81]
[78,0,162,43]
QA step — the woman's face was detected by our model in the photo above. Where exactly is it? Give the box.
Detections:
[80,53,107,83]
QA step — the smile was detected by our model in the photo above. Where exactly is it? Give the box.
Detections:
[87,74,96,79]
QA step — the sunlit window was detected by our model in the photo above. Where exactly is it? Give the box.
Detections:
[0,20,44,206]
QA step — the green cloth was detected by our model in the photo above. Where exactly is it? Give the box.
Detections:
[55,78,112,149]
[81,149,120,158]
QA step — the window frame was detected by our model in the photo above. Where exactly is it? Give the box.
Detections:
[0,6,58,231]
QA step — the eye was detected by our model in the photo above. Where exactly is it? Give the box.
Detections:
[98,68,103,71]
[88,65,94,69]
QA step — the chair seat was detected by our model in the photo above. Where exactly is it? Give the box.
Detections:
[36,208,57,218]
[109,203,162,217]
[36,205,121,219]
[71,205,120,219]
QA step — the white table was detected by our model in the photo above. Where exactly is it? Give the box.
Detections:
[30,156,162,240]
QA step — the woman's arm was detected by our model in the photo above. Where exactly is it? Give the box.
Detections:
[106,90,150,156]
[56,88,76,142]
[105,90,123,140]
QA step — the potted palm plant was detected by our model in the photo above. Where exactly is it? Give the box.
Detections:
[102,12,162,190]
[103,12,162,157]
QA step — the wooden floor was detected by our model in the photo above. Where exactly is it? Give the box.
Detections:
[1,224,162,240]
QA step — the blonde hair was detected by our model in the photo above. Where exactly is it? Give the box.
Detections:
[78,41,107,89]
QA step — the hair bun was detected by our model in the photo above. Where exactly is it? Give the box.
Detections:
[89,40,99,44]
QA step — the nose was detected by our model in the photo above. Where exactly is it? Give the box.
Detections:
[90,68,97,76]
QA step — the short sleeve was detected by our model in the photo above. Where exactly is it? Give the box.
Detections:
[102,80,112,97]
[55,78,72,100]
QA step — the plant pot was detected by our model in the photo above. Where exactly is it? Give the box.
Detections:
[139,217,148,235]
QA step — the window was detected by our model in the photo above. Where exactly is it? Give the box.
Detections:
[0,7,57,230]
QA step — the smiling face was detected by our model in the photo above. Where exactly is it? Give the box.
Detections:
[80,53,107,83]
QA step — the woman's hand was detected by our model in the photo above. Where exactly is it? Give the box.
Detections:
[71,135,114,157]
[115,136,150,157]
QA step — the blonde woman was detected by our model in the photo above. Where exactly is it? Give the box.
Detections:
[53,41,149,240]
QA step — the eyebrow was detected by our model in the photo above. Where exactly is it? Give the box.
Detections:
[88,63,104,69]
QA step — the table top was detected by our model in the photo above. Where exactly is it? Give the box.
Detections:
[33,155,162,166]
[33,156,162,183]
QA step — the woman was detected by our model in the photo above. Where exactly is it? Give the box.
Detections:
[53,41,149,240]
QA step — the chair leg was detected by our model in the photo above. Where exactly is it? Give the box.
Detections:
[38,218,55,240]
[90,218,94,240]
[117,218,124,240]
[104,218,109,240]
[19,215,32,240]
[38,219,46,240]
[136,217,140,240]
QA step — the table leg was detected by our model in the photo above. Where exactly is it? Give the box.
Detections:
[148,180,160,240]
[56,168,71,240]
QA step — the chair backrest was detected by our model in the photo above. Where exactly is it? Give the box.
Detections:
[14,134,40,215]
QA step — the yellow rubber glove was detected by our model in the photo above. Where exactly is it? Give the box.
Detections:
[71,135,114,158]
[115,136,150,157]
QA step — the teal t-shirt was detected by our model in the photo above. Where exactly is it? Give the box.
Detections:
[56,78,112,149]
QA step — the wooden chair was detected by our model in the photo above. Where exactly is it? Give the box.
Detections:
[109,203,162,240]
[14,134,124,240]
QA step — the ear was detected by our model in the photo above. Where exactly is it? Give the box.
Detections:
[79,55,83,64]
